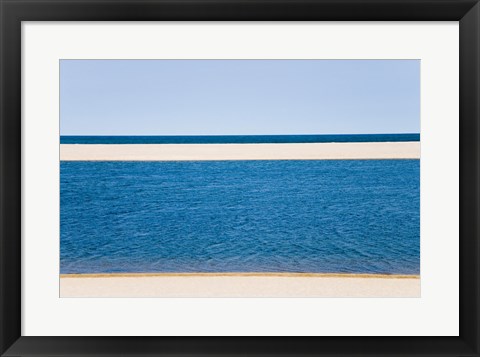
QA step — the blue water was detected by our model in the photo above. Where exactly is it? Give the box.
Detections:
[60,133,419,144]
[60,160,420,274]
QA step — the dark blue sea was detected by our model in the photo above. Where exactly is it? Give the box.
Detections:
[60,133,419,144]
[60,160,420,275]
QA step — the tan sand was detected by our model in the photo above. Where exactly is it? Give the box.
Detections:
[59,273,420,298]
[60,142,420,161]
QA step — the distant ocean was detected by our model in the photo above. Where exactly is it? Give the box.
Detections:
[60,133,420,144]
[60,159,420,275]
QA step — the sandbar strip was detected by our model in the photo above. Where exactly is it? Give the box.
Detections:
[61,272,419,279]
[60,142,420,161]
[60,273,420,298]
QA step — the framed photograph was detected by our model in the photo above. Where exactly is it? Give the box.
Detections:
[1,0,478,356]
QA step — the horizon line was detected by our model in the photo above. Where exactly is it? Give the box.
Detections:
[60,133,421,137]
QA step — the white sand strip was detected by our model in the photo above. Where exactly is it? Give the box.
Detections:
[60,142,420,161]
[60,274,420,298]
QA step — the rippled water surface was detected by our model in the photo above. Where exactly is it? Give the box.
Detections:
[60,160,420,274]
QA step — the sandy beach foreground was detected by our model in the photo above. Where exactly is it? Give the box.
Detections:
[60,273,420,298]
[60,142,420,161]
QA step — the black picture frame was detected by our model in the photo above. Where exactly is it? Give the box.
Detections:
[1,0,478,356]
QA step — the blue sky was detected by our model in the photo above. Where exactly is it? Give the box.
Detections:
[60,59,420,136]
